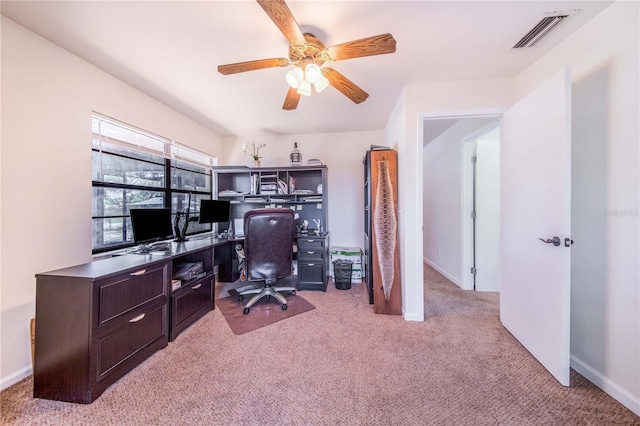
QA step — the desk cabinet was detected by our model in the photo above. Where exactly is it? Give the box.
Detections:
[35,260,170,404]
[214,239,242,282]
[170,274,214,341]
[34,239,217,403]
[297,235,328,291]
[170,245,215,341]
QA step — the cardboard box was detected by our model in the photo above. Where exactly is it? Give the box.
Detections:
[351,267,363,283]
[330,247,363,264]
[330,247,362,282]
[351,266,362,283]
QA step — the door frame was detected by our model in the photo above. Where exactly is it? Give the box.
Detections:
[420,109,504,291]
[460,120,501,291]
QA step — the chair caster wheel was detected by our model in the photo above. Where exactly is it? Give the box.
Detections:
[290,290,296,296]
[239,295,244,301]
[243,307,250,315]
[281,304,287,311]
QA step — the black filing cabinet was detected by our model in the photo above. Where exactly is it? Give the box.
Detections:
[297,234,328,291]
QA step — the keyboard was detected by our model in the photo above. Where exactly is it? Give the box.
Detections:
[148,242,170,251]
[129,241,171,254]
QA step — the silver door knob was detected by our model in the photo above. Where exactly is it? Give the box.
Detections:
[538,236,561,247]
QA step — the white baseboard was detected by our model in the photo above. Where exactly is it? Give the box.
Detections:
[570,355,640,416]
[403,311,424,321]
[1,365,31,391]
[424,258,463,288]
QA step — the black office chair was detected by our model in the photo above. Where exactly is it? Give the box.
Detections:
[238,208,296,314]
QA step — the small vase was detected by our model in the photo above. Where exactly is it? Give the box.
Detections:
[253,160,261,168]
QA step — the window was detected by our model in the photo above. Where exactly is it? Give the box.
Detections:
[92,114,215,253]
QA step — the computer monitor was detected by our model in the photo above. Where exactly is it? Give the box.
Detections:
[130,208,174,244]
[198,199,230,224]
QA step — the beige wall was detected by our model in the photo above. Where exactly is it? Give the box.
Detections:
[0,17,222,388]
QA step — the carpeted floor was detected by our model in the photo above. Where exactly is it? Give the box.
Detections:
[1,265,638,425]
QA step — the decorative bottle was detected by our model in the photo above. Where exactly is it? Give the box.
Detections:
[290,142,302,166]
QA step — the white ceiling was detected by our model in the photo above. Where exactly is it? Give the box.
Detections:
[423,119,459,146]
[1,1,611,137]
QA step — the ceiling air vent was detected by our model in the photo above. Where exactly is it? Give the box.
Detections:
[511,10,577,49]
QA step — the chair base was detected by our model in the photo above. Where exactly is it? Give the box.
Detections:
[239,285,296,314]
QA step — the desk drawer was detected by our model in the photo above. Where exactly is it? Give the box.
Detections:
[297,249,323,262]
[94,302,167,383]
[171,274,214,333]
[96,263,169,329]
[298,262,324,284]
[297,238,324,251]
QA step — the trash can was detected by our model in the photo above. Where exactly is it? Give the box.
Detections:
[333,259,353,290]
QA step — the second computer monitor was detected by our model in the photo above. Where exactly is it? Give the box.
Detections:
[199,199,230,224]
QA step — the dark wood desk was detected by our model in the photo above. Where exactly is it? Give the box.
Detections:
[34,237,227,403]
[33,233,328,403]
[213,233,329,290]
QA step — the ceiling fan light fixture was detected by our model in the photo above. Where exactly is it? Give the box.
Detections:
[297,79,312,96]
[304,63,322,84]
[217,0,396,110]
[314,75,330,93]
[285,67,304,89]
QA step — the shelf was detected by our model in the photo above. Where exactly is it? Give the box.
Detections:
[218,191,249,196]
[222,195,322,203]
[171,271,213,293]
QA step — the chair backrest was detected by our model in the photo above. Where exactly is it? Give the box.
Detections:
[243,208,295,283]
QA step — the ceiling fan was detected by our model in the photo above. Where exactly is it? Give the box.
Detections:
[217,0,397,110]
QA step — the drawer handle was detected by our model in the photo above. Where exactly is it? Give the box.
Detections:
[130,269,147,276]
[129,313,145,323]
[307,263,315,266]
[192,284,202,290]
[306,239,314,242]
[306,251,315,254]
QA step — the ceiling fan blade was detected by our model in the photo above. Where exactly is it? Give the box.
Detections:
[326,33,397,61]
[283,87,301,110]
[217,58,290,75]
[257,0,306,46]
[322,67,369,104]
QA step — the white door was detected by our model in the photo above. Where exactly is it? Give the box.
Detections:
[500,68,572,386]
[475,129,500,292]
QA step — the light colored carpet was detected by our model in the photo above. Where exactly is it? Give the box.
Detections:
[1,265,638,425]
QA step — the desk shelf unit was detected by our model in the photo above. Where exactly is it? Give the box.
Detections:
[214,166,328,233]
[214,166,329,290]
